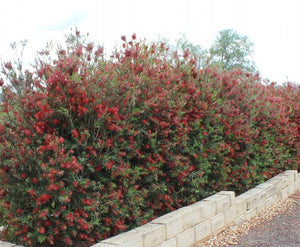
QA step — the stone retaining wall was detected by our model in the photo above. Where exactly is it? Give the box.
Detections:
[93,170,300,247]
[1,170,299,247]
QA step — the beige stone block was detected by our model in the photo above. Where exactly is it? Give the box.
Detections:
[192,200,217,220]
[237,188,266,210]
[256,201,266,213]
[284,170,298,182]
[210,212,225,233]
[245,208,257,221]
[204,193,230,213]
[265,194,280,208]
[140,223,165,247]
[152,210,184,240]
[255,182,277,198]
[218,191,235,206]
[280,186,289,201]
[233,214,246,225]
[288,183,296,196]
[100,229,143,247]
[296,173,300,190]
[235,197,247,216]
[269,174,289,189]
[182,204,202,229]
[157,238,177,247]
[194,219,211,242]
[176,228,195,247]
[92,243,116,247]
[224,205,236,225]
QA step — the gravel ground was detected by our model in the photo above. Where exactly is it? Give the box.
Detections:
[195,190,300,247]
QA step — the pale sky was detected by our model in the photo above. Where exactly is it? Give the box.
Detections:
[1,0,300,84]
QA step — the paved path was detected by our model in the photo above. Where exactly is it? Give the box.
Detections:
[229,191,300,247]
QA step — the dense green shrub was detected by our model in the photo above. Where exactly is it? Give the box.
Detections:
[0,32,299,246]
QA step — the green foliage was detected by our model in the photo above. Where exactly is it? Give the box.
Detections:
[0,31,298,246]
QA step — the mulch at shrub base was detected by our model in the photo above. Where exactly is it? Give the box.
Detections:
[228,190,300,247]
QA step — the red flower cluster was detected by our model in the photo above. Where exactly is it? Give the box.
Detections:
[36,194,51,205]
[0,30,298,246]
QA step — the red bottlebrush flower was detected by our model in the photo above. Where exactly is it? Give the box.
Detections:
[25,138,31,145]
[63,197,71,203]
[95,46,104,56]
[24,129,31,136]
[53,211,60,217]
[183,50,189,58]
[75,45,83,56]
[36,194,51,205]
[64,212,74,222]
[115,220,126,231]
[94,232,102,240]
[60,224,67,231]
[0,79,4,86]
[16,208,22,214]
[82,211,89,218]
[72,129,79,138]
[47,235,55,245]
[52,118,59,125]
[132,33,136,40]
[121,35,126,42]
[78,233,88,239]
[31,177,38,183]
[53,227,59,235]
[32,207,39,214]
[43,220,52,226]
[81,223,89,230]
[95,165,101,172]
[82,198,92,206]
[22,226,28,233]
[27,239,33,246]
[106,160,113,170]
[38,209,48,219]
[63,237,73,246]
[108,107,118,116]
[46,184,59,191]
[21,173,27,179]
[58,137,64,143]
[4,62,12,70]
[125,49,131,57]
[59,180,65,187]
[86,43,94,52]
[58,49,66,56]
[38,226,45,234]
[72,181,78,187]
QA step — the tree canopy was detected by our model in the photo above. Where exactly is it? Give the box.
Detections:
[163,29,256,73]
[209,29,256,72]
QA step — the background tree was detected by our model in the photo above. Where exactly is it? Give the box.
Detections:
[209,29,256,72]
[174,33,208,68]
[155,33,208,69]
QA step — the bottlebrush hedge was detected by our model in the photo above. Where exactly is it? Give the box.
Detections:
[0,32,299,246]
